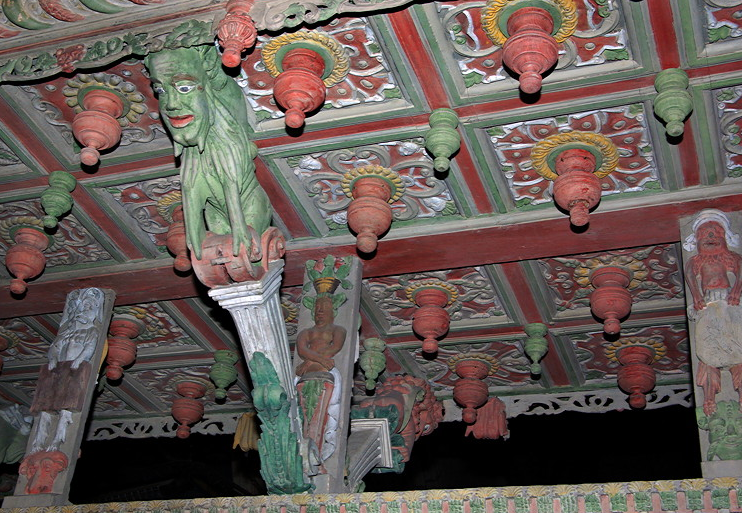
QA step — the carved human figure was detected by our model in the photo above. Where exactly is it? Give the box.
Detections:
[145,46,271,263]
[296,296,347,376]
[295,292,347,467]
[31,289,105,454]
[683,209,742,416]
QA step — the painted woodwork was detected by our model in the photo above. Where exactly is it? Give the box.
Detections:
[342,165,404,253]
[171,379,206,439]
[217,0,257,68]
[353,375,443,472]
[166,204,191,272]
[523,323,548,374]
[464,396,508,440]
[5,226,48,295]
[71,88,125,166]
[697,400,742,461]
[105,314,144,381]
[589,266,632,335]
[682,210,742,418]
[407,280,457,354]
[145,45,278,284]
[360,337,387,390]
[451,353,497,423]
[537,245,683,315]
[437,0,628,90]
[425,108,461,172]
[487,105,657,209]
[615,345,656,409]
[715,85,742,180]
[0,404,31,464]
[209,350,239,401]
[40,171,76,229]
[654,69,693,138]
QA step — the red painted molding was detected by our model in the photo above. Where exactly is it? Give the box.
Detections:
[647,0,680,69]
[677,123,701,187]
[2,192,740,318]
[452,135,496,214]
[388,10,451,110]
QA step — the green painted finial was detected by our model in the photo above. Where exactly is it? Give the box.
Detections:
[425,108,461,173]
[209,349,239,400]
[40,171,77,228]
[653,68,693,138]
[523,323,548,375]
[359,337,387,390]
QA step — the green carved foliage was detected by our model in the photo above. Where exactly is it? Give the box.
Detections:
[248,352,311,494]
[697,401,742,461]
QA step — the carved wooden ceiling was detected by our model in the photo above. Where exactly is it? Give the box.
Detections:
[1,0,741,438]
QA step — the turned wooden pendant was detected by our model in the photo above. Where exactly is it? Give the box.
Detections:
[502,7,559,94]
[273,48,326,129]
[172,380,206,439]
[552,148,601,227]
[407,280,458,354]
[452,355,496,424]
[5,226,49,295]
[217,0,257,68]
[590,266,632,335]
[72,89,124,166]
[166,205,191,272]
[105,315,144,381]
[617,345,656,409]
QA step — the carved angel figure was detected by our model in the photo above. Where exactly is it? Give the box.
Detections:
[683,209,742,415]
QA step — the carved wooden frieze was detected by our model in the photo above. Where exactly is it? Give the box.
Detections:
[704,0,742,45]
[487,105,659,208]
[363,267,510,335]
[568,324,690,382]
[0,200,113,268]
[537,245,684,314]
[714,85,742,179]
[286,139,457,232]
[92,386,130,413]
[432,0,632,90]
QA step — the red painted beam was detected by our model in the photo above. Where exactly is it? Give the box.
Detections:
[647,0,681,69]
[0,97,63,173]
[254,158,312,238]
[2,191,741,318]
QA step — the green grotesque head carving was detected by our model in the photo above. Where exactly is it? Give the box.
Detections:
[144,46,271,260]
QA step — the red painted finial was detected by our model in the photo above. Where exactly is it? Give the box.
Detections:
[217,0,257,68]
[71,89,124,166]
[273,48,326,129]
[502,7,558,94]
[172,380,206,438]
[106,316,143,381]
[617,346,656,409]
[5,227,49,295]
[590,266,632,335]
[552,148,600,227]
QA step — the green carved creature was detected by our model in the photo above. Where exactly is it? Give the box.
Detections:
[145,46,271,259]
[697,401,742,460]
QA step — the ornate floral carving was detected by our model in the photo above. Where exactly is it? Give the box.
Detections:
[92,386,130,413]
[112,303,197,349]
[715,86,742,179]
[538,245,683,312]
[0,319,49,362]
[0,200,112,267]
[395,340,532,392]
[364,267,508,333]
[487,105,658,207]
[569,324,689,381]
[289,139,457,229]
[243,18,401,123]
[704,1,742,44]
[438,0,628,88]
[0,139,22,166]
[101,176,181,249]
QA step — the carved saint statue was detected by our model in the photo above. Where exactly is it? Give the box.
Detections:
[22,288,107,494]
[145,46,272,272]
[683,209,742,415]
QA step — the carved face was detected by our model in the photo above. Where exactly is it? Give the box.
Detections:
[696,221,728,255]
[313,297,334,326]
[148,48,212,150]
[19,451,68,494]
